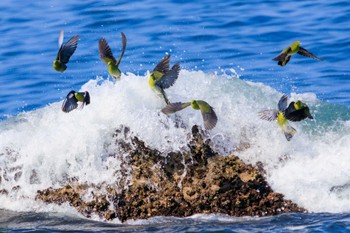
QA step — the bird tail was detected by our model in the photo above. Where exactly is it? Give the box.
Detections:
[281,123,296,141]
[160,88,170,105]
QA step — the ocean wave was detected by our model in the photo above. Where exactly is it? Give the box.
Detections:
[0,70,350,215]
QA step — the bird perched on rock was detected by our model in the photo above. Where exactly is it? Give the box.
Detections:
[273,41,322,66]
[149,55,180,104]
[285,100,313,121]
[98,32,127,80]
[258,95,297,141]
[61,90,90,113]
[162,100,217,130]
[53,30,79,72]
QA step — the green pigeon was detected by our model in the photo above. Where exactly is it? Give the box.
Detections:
[98,32,127,80]
[61,90,90,113]
[53,30,79,72]
[149,55,180,104]
[161,100,218,130]
[273,41,322,66]
[284,100,313,121]
[258,95,296,141]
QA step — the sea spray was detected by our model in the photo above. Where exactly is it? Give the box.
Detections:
[0,70,350,215]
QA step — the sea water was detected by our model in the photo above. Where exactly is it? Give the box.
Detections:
[1,0,350,232]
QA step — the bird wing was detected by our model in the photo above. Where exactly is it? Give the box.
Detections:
[285,110,308,122]
[99,37,117,65]
[62,91,78,113]
[297,47,322,60]
[153,55,170,73]
[273,47,291,61]
[156,63,180,89]
[197,100,218,130]
[58,30,64,48]
[59,35,79,64]
[273,52,287,62]
[278,55,291,66]
[258,109,278,121]
[83,91,91,105]
[161,102,191,115]
[115,32,127,67]
[278,94,288,111]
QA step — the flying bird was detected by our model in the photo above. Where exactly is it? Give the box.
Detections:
[285,100,313,122]
[149,55,180,104]
[99,32,127,80]
[273,41,322,66]
[258,95,297,141]
[162,100,217,130]
[61,90,90,113]
[53,30,79,72]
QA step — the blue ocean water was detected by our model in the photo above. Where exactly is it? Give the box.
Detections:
[0,0,350,119]
[1,0,350,232]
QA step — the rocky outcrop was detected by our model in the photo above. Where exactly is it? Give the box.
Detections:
[36,125,305,222]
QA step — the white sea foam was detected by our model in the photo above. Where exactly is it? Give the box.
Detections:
[0,70,350,215]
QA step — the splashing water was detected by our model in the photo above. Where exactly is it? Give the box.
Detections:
[1,70,350,215]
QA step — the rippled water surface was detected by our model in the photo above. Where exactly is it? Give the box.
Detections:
[0,0,350,118]
[2,210,350,232]
[1,0,350,232]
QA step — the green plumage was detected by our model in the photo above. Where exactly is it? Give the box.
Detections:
[259,95,307,141]
[99,32,127,80]
[149,55,180,104]
[273,40,321,66]
[285,100,313,121]
[61,90,90,113]
[53,30,79,72]
[161,100,217,130]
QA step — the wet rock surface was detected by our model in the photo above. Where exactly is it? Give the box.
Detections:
[36,125,305,222]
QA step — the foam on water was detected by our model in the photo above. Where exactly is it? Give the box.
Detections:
[1,70,350,216]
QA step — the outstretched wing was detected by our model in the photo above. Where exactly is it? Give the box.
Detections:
[156,63,180,89]
[278,94,288,111]
[297,47,322,61]
[62,91,78,113]
[161,102,191,115]
[59,35,79,64]
[258,109,278,121]
[99,37,117,65]
[153,55,170,73]
[197,100,218,130]
[115,32,127,67]
[58,30,64,48]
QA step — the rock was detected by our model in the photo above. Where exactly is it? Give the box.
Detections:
[36,125,306,222]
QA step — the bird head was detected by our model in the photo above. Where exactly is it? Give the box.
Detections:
[294,100,306,109]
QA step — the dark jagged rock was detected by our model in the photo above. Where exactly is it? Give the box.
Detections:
[36,125,306,222]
